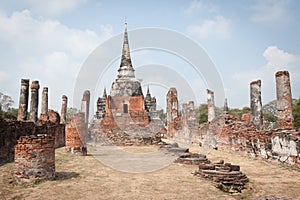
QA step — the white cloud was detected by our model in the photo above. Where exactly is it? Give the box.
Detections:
[187,16,231,39]
[251,0,292,26]
[0,10,113,110]
[26,0,86,16]
[263,45,295,68]
[231,46,300,107]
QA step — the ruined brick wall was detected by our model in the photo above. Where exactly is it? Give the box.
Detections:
[0,118,65,163]
[14,134,55,184]
[65,112,87,155]
[199,114,300,168]
[174,101,198,145]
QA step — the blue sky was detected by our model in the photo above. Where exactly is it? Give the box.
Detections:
[0,0,300,114]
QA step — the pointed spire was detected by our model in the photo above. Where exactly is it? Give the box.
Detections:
[147,86,150,95]
[120,22,132,68]
[103,88,107,99]
[223,98,229,114]
[117,22,135,80]
[146,86,151,100]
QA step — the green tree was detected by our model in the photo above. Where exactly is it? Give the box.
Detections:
[229,106,250,118]
[1,108,18,120]
[197,104,208,124]
[263,112,277,122]
[293,98,300,130]
[66,107,78,122]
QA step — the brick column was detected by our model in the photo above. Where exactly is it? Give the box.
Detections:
[250,80,263,129]
[276,71,294,129]
[14,134,55,185]
[61,95,68,124]
[81,90,90,124]
[17,79,29,121]
[223,98,229,114]
[29,81,40,122]
[41,87,48,115]
[207,89,215,122]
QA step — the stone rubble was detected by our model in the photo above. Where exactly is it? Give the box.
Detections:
[193,160,248,193]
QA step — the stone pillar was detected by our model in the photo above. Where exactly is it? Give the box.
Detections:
[14,134,55,185]
[166,88,178,128]
[207,89,215,122]
[17,79,30,121]
[81,90,90,124]
[61,95,68,124]
[223,98,229,114]
[65,112,87,155]
[250,80,263,129]
[29,81,40,122]
[41,87,48,115]
[276,71,294,129]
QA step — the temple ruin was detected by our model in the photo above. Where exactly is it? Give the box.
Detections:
[90,23,161,145]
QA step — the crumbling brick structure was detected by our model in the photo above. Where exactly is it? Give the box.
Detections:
[96,89,107,119]
[17,79,29,121]
[65,112,87,155]
[250,80,263,129]
[166,87,180,137]
[276,71,294,129]
[1,78,65,163]
[0,119,65,163]
[41,87,48,115]
[196,71,300,168]
[194,159,248,193]
[207,89,216,122]
[81,90,90,124]
[14,134,55,185]
[174,101,198,146]
[29,80,40,123]
[60,95,68,124]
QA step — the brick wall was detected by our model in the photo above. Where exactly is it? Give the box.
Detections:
[197,114,300,168]
[14,134,55,184]
[0,118,65,163]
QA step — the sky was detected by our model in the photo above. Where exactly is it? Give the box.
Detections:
[0,0,300,116]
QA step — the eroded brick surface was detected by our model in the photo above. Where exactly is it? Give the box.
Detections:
[65,112,87,155]
[0,119,65,163]
[14,134,55,185]
[198,114,300,168]
[276,71,294,129]
[17,79,29,121]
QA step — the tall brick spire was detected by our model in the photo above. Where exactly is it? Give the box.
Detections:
[117,22,135,79]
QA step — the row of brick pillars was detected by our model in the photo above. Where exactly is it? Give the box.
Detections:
[250,70,294,130]
[16,79,68,124]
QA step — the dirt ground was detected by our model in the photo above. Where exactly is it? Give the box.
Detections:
[1,145,300,200]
